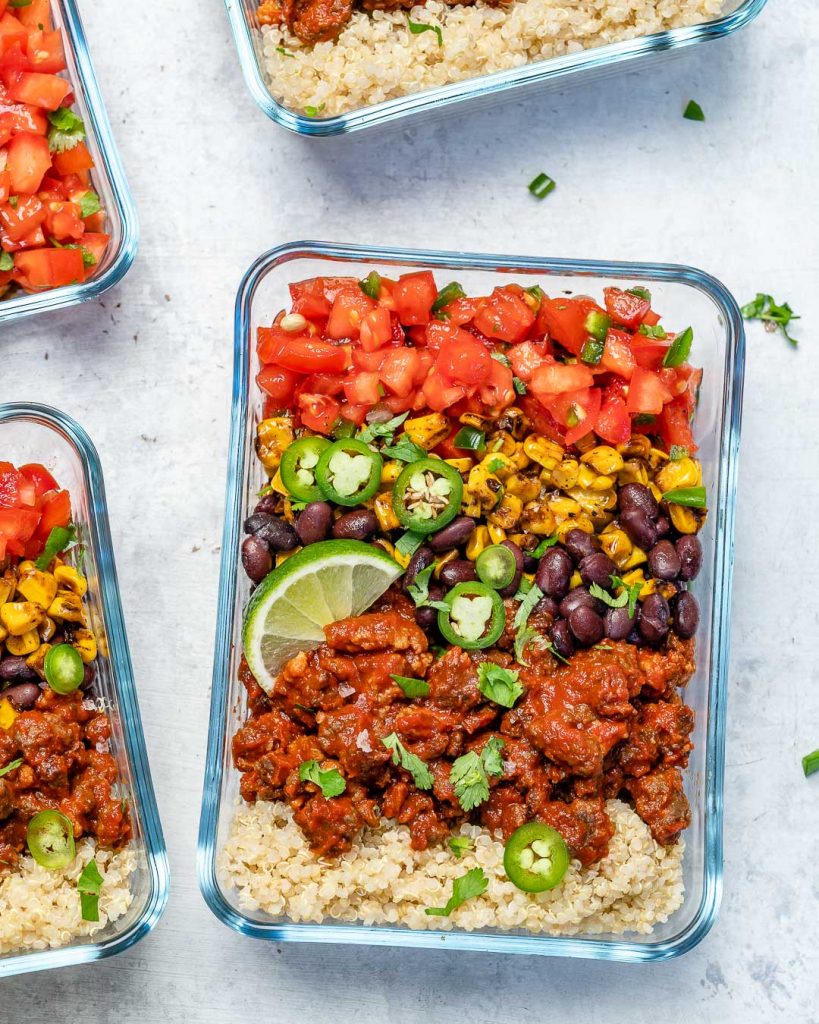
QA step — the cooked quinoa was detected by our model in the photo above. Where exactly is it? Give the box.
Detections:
[260,0,728,116]
[0,841,136,957]
[220,798,684,935]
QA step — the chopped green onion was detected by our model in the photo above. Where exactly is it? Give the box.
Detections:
[803,749,819,777]
[683,100,705,121]
[663,326,693,367]
[304,103,326,117]
[528,173,556,199]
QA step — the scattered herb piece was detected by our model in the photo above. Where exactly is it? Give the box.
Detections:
[77,191,102,219]
[514,624,539,666]
[476,663,524,709]
[683,99,705,121]
[663,326,693,367]
[382,437,427,463]
[77,858,103,922]
[662,486,706,508]
[298,760,347,798]
[609,575,643,618]
[544,641,570,665]
[359,271,381,299]
[448,836,472,858]
[491,352,511,367]
[486,456,505,473]
[526,284,545,308]
[432,281,465,315]
[304,103,326,117]
[513,376,527,395]
[382,733,434,790]
[407,16,443,46]
[0,759,23,778]
[513,582,543,634]
[669,445,689,461]
[803,749,819,778]
[392,674,430,698]
[589,582,628,609]
[406,563,435,606]
[581,338,604,365]
[627,286,652,302]
[47,107,85,153]
[741,293,800,347]
[528,173,556,199]
[395,529,425,559]
[8,196,18,209]
[425,867,488,917]
[531,536,558,557]
[35,524,78,571]
[358,411,409,444]
[276,46,295,58]
[450,738,504,811]
[638,323,667,339]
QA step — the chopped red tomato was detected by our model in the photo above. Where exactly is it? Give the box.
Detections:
[6,131,50,192]
[380,348,420,398]
[539,296,602,357]
[358,306,392,352]
[343,371,381,406]
[603,287,651,330]
[325,288,376,340]
[25,29,66,74]
[298,394,340,434]
[595,395,631,445]
[631,333,671,370]
[529,359,594,396]
[33,487,70,541]
[657,399,697,453]
[479,358,515,411]
[436,330,492,386]
[422,370,467,412]
[543,388,602,445]
[3,70,70,110]
[473,287,535,344]
[272,337,347,374]
[18,462,58,498]
[508,340,548,380]
[626,368,674,415]
[51,141,94,177]
[13,246,84,289]
[391,271,436,326]
[600,329,636,380]
[257,366,299,407]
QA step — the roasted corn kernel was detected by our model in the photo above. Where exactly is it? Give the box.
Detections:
[374,492,401,532]
[434,550,459,577]
[256,417,294,473]
[466,464,504,511]
[656,457,701,493]
[523,436,564,471]
[6,629,40,656]
[599,528,633,569]
[1,601,45,636]
[487,524,507,545]
[669,503,702,534]
[0,568,17,606]
[71,629,97,664]
[380,460,403,486]
[551,460,580,490]
[505,473,540,503]
[26,642,51,676]
[0,698,19,730]
[53,565,87,599]
[404,413,450,451]
[443,458,473,475]
[47,593,86,624]
[480,452,516,482]
[466,525,490,561]
[38,616,56,642]
[521,501,557,536]
[581,445,625,476]
[487,492,522,530]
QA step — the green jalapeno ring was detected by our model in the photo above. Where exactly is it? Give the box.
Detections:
[437,581,505,650]
[392,458,463,535]
[503,822,569,893]
[279,436,332,503]
[315,438,383,507]
[26,809,76,870]
[44,644,85,695]
[476,544,517,590]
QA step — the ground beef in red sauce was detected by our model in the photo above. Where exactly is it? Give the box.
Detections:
[233,589,695,864]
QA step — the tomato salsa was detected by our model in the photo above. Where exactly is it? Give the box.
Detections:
[0,0,110,298]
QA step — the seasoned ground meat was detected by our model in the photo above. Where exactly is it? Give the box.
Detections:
[234,587,697,863]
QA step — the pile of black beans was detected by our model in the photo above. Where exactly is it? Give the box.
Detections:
[537,481,702,659]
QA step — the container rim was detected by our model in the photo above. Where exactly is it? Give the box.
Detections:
[223,0,768,136]
[0,403,169,978]
[0,0,139,326]
[198,242,744,961]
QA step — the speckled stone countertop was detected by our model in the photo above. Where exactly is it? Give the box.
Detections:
[2,0,817,1020]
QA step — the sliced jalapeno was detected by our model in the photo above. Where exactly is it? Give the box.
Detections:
[26,809,76,870]
[392,458,463,535]
[315,438,382,507]
[503,822,569,893]
[279,436,331,503]
[437,581,504,650]
[44,644,84,695]
[476,544,517,590]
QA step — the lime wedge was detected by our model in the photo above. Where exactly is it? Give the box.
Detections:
[242,540,402,693]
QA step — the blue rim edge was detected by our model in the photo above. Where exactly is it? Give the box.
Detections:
[0,404,168,979]
[0,0,139,326]
[197,241,744,961]
[224,0,768,136]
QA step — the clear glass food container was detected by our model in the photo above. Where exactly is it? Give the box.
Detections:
[0,1,138,326]
[198,241,744,960]
[224,0,767,136]
[0,404,168,978]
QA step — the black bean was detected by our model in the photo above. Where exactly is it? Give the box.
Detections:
[253,494,280,517]
[619,482,658,519]
[241,536,272,583]
[568,605,604,645]
[244,512,299,551]
[638,593,670,645]
[0,656,36,682]
[620,507,658,550]
[498,540,525,598]
[604,605,636,641]
[550,618,574,660]
[3,682,41,710]
[82,663,96,692]
[559,586,604,618]
[332,509,378,541]
[676,535,703,582]
[522,554,539,574]
[563,528,597,563]
[427,516,476,552]
[440,559,477,587]
[534,594,560,619]
[648,540,682,581]
[672,590,699,638]
[535,547,573,598]
[414,605,437,629]
[654,515,670,538]
[578,552,617,588]
[296,501,333,545]
[404,546,435,590]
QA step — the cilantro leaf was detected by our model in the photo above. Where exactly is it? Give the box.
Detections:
[609,575,643,618]
[588,581,629,609]
[425,867,488,917]
[513,376,527,395]
[395,530,425,559]
[35,524,78,571]
[476,662,524,709]
[448,836,472,858]
[741,293,800,346]
[77,857,104,922]
[0,759,22,778]
[407,16,443,46]
[298,759,347,798]
[47,107,86,153]
[78,191,102,219]
[480,735,505,776]
[382,733,433,790]
[357,412,409,444]
[450,737,504,812]
[382,437,427,463]
[391,674,429,698]
[406,562,435,607]
[513,582,543,632]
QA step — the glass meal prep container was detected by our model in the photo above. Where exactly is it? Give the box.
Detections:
[198,241,744,960]
[0,404,168,979]
[224,0,767,136]
[0,1,137,327]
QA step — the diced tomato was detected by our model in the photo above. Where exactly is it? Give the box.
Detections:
[257,325,290,364]
[600,329,636,380]
[436,330,492,386]
[642,309,661,327]
[13,246,84,289]
[381,393,416,415]
[256,365,299,407]
[298,393,340,435]
[79,231,109,267]
[529,359,594,396]
[595,395,631,445]
[3,70,70,110]
[603,287,651,330]
[52,141,94,177]
[336,402,368,427]
[626,368,674,415]
[440,296,479,326]
[289,277,333,320]
[379,348,420,398]
[18,463,58,499]
[422,370,467,412]
[325,288,376,341]
[1,194,45,242]
[299,373,344,396]
[630,333,671,370]
[543,388,602,446]
[43,199,84,241]
[25,29,66,74]
[0,39,28,73]
[508,340,548,381]
[351,347,389,373]
[479,358,515,411]
[0,14,26,50]
[16,0,53,31]
[0,461,24,506]
[0,507,39,548]
[343,371,381,406]
[539,296,602,357]
[392,271,436,326]
[358,306,392,352]
[657,399,697,453]
[473,287,536,344]
[6,131,51,193]
[272,337,347,374]
[34,488,70,540]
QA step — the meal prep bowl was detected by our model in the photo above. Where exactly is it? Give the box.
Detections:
[198,241,744,960]
[224,0,767,136]
[0,404,168,978]
[0,1,138,327]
